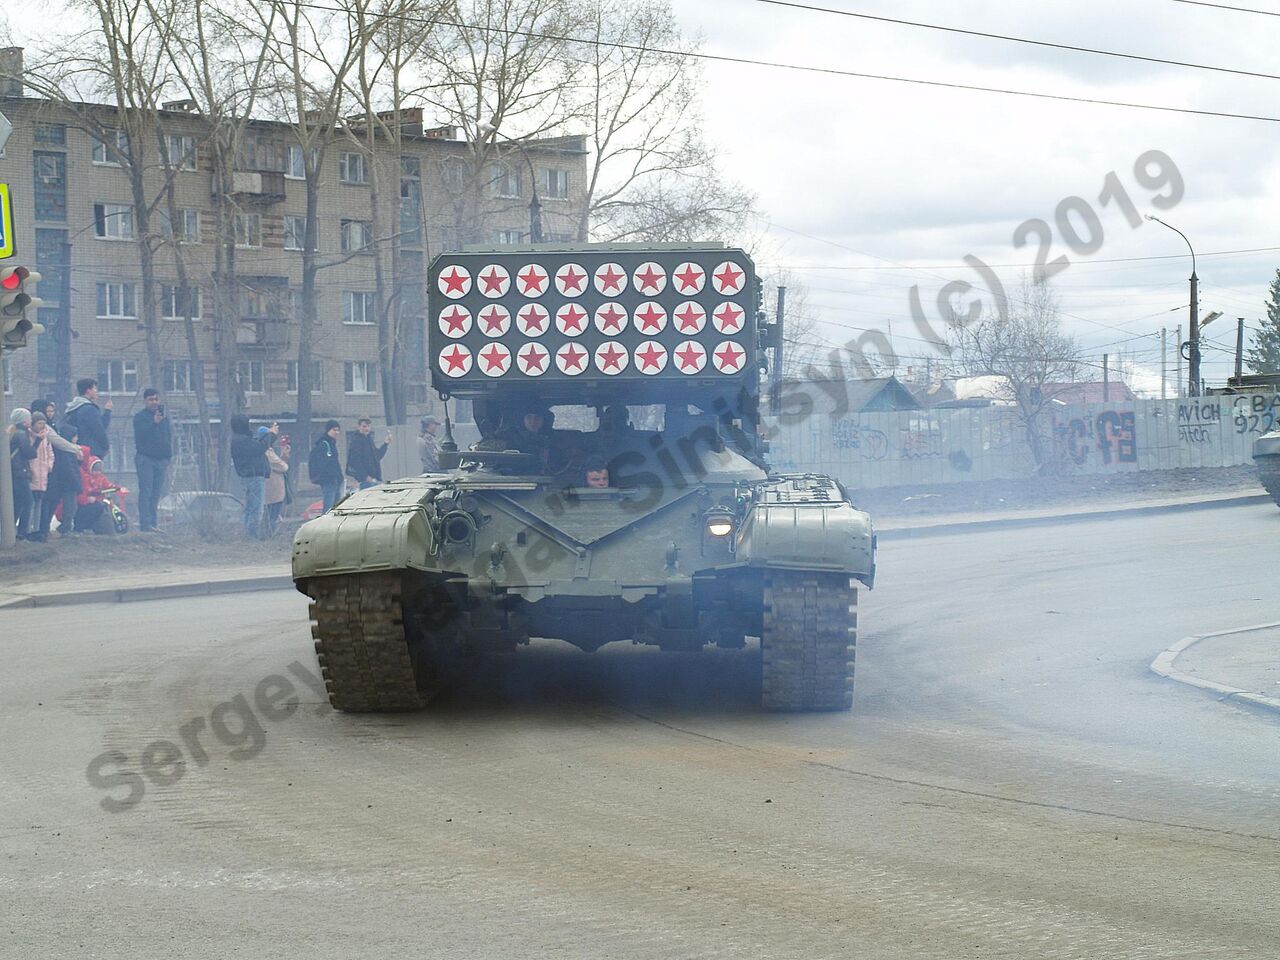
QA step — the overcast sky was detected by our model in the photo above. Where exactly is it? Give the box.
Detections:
[5,0,1278,391]
[670,0,1280,390]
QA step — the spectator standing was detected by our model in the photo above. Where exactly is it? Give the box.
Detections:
[63,378,113,458]
[8,409,41,541]
[28,414,54,537]
[132,388,172,533]
[346,417,391,489]
[263,428,289,537]
[41,421,83,538]
[230,415,279,539]
[308,420,344,513]
[418,416,442,473]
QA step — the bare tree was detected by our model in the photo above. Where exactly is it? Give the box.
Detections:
[421,0,578,246]
[568,0,755,243]
[952,276,1082,472]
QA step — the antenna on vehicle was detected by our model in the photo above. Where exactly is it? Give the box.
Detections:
[441,399,457,453]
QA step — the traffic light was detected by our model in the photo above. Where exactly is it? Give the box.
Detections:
[0,265,44,351]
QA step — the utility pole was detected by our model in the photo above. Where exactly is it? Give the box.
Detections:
[1175,323,1183,399]
[1102,353,1110,402]
[1235,317,1245,383]
[1146,216,1199,396]
[0,356,12,549]
[770,285,785,412]
[1160,327,1167,400]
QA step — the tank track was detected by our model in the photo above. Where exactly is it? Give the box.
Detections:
[1257,456,1280,506]
[761,570,856,712]
[308,572,429,712]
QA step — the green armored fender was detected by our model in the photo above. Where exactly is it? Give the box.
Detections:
[735,474,875,585]
[293,480,439,582]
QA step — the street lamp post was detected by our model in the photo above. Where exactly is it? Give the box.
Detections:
[1146,215,1199,397]
[520,148,543,244]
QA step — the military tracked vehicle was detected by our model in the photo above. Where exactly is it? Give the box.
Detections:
[1254,428,1280,505]
[292,244,876,712]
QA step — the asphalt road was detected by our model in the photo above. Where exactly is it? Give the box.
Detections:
[2,503,1278,959]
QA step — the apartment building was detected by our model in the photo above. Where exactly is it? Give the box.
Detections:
[0,64,587,468]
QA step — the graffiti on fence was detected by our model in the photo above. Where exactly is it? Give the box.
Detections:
[831,419,888,461]
[1177,400,1220,444]
[1232,394,1280,436]
[900,428,943,460]
[1055,410,1138,466]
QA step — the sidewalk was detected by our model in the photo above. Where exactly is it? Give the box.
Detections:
[1152,624,1280,714]
[0,563,293,608]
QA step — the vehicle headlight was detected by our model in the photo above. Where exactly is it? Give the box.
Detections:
[705,506,734,538]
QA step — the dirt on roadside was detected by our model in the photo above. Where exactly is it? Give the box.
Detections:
[851,464,1263,519]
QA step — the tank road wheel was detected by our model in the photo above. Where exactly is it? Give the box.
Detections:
[308,572,429,712]
[761,570,856,712]
[1258,456,1280,506]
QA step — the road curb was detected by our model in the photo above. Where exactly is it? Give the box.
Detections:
[877,492,1269,539]
[1150,622,1280,714]
[0,574,294,609]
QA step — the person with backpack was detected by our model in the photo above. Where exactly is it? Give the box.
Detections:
[63,377,113,458]
[309,420,344,514]
[230,415,279,539]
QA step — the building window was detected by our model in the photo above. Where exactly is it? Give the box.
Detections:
[34,123,66,145]
[343,291,377,325]
[340,219,372,253]
[494,229,522,245]
[489,162,521,199]
[400,178,422,245]
[442,158,466,191]
[163,359,196,393]
[286,360,324,394]
[339,151,368,184]
[1,355,10,394]
[158,207,201,243]
[161,284,202,320]
[160,133,197,171]
[33,152,66,222]
[540,168,569,199]
[545,232,573,243]
[236,360,265,394]
[92,129,130,165]
[234,212,262,248]
[344,361,376,395]
[286,144,304,179]
[96,282,137,319]
[283,215,308,251]
[93,203,135,240]
[238,133,280,172]
[97,359,139,394]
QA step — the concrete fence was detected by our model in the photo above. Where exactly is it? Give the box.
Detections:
[768,393,1279,489]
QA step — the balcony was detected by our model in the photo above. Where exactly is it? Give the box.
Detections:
[216,170,287,203]
[235,317,290,352]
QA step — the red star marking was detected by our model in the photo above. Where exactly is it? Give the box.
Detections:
[713,263,744,292]
[518,305,548,334]
[517,265,547,294]
[479,266,507,294]
[596,265,625,292]
[441,345,469,373]
[440,306,469,335]
[479,344,509,373]
[518,345,548,373]
[634,264,664,292]
[596,304,626,333]
[597,343,626,371]
[480,306,508,334]
[634,304,665,333]
[714,303,744,332]
[715,342,745,371]
[674,264,703,292]
[440,267,468,295]
[558,344,587,371]
[675,343,704,371]
[559,305,587,333]
[635,343,665,371]
[674,304,704,333]
[558,265,586,293]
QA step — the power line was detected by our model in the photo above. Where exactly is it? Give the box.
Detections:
[1171,0,1280,16]
[757,0,1280,82]
[764,245,1280,272]
[289,0,1280,124]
